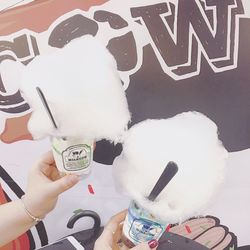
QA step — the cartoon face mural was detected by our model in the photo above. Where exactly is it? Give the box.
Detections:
[0,0,250,161]
[0,0,250,249]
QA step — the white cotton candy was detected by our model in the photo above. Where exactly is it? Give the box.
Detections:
[19,35,131,142]
[113,112,228,224]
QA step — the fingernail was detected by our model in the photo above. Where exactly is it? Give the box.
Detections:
[148,239,158,249]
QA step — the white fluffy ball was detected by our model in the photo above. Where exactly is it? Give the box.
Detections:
[19,35,131,142]
[113,112,228,223]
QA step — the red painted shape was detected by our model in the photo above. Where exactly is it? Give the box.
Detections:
[88,184,95,194]
[185,225,192,234]
[166,224,171,232]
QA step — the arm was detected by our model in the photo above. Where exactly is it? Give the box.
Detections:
[0,199,37,246]
[0,151,80,247]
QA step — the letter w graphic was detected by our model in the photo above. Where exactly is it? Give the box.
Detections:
[131,0,245,80]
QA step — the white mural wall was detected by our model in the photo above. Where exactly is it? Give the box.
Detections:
[0,1,249,249]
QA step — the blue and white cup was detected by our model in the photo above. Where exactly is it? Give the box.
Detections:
[121,200,168,248]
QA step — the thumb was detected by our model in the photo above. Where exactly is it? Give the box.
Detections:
[49,174,80,196]
[132,240,159,250]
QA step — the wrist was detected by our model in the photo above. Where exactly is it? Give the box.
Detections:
[20,195,45,223]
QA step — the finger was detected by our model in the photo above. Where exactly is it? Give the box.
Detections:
[112,224,123,249]
[105,210,127,232]
[48,174,80,196]
[40,164,54,177]
[99,210,127,246]
[113,223,123,244]
[212,233,233,250]
[39,159,60,180]
[50,167,62,181]
[169,217,216,239]
[39,151,55,166]
[195,226,226,248]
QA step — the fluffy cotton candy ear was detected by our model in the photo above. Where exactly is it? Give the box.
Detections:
[0,60,25,95]
[113,112,228,224]
[27,109,56,140]
[20,35,131,141]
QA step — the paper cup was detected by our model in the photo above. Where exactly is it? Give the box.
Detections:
[121,201,168,248]
[51,136,94,176]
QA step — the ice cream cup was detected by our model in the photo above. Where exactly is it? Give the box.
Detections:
[121,200,168,248]
[50,136,94,176]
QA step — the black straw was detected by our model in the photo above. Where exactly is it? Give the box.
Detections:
[36,87,58,129]
[148,161,178,201]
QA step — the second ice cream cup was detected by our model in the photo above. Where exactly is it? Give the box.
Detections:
[121,200,168,248]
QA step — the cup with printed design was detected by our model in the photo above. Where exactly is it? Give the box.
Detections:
[121,200,168,248]
[120,162,179,248]
[51,136,94,176]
